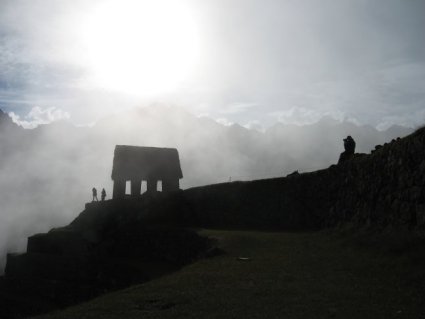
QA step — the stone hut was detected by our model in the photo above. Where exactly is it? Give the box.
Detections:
[111,145,183,198]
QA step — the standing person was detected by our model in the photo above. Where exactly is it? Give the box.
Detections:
[92,187,98,202]
[101,188,106,201]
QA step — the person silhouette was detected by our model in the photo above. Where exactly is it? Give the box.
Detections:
[101,188,106,201]
[338,135,356,164]
[343,135,356,155]
[92,187,98,202]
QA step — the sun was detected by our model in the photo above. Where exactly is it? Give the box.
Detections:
[81,0,201,97]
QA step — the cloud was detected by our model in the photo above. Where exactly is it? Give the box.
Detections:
[270,107,343,126]
[377,109,425,131]
[219,102,257,115]
[9,106,70,128]
[215,117,234,126]
[243,120,264,132]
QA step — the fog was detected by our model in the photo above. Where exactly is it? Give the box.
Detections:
[0,106,413,273]
[1,0,424,274]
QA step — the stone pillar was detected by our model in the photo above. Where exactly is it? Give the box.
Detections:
[131,179,141,196]
[162,178,179,192]
[146,179,157,193]
[113,180,126,199]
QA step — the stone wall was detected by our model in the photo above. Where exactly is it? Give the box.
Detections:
[183,127,425,231]
[327,127,425,230]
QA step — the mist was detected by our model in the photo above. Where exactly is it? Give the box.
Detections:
[0,106,413,273]
[1,0,424,275]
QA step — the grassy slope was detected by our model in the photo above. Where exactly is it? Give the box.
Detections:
[34,230,425,319]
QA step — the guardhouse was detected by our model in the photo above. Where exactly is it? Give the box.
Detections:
[111,145,183,198]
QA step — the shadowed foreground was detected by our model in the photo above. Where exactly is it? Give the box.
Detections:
[34,230,425,319]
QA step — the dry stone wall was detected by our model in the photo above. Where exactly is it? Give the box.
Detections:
[184,127,425,231]
[327,128,425,230]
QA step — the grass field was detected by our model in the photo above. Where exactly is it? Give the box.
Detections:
[34,230,425,319]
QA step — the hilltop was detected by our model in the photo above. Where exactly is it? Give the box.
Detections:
[0,125,424,318]
[33,230,425,319]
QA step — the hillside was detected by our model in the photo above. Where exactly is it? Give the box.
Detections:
[34,230,425,319]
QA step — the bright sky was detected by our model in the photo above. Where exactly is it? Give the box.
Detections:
[1,0,425,129]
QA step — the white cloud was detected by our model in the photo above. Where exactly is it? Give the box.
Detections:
[269,106,366,127]
[196,112,210,118]
[243,120,264,132]
[220,102,257,115]
[270,107,336,125]
[216,117,234,126]
[9,106,70,129]
[377,110,425,131]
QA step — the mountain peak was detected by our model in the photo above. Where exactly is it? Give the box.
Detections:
[0,108,9,121]
[0,109,20,131]
[317,115,341,126]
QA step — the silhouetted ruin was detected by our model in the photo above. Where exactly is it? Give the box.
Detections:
[111,145,183,198]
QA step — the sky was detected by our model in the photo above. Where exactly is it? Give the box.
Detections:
[1,0,425,130]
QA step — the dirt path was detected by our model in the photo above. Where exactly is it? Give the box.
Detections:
[36,230,425,319]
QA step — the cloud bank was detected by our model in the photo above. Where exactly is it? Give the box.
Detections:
[9,106,70,128]
[0,0,424,128]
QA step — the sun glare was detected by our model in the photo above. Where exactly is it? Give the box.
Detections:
[82,0,201,97]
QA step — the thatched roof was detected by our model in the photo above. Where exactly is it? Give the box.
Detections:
[111,145,183,181]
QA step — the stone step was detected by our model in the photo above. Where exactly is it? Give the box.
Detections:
[27,227,89,256]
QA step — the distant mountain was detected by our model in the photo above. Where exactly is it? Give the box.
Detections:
[263,116,412,173]
[0,109,18,130]
[0,105,415,273]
